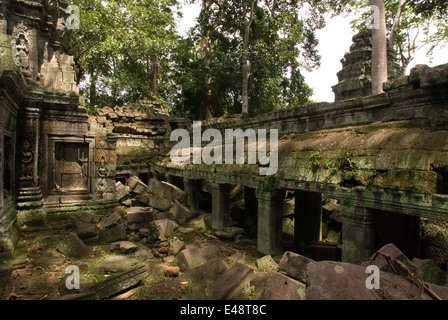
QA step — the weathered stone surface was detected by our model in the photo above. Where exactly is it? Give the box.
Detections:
[306,261,442,300]
[57,233,90,259]
[75,221,99,240]
[116,181,131,201]
[99,223,127,244]
[181,259,228,284]
[93,255,140,274]
[111,241,138,254]
[278,251,315,283]
[79,212,100,224]
[147,178,187,203]
[152,219,176,240]
[169,238,186,256]
[99,212,122,230]
[126,206,155,230]
[174,246,220,271]
[126,176,148,191]
[207,263,254,300]
[136,192,174,212]
[61,264,148,300]
[251,272,306,300]
[256,255,279,272]
[360,243,422,278]
[186,214,211,231]
[413,258,447,286]
[170,200,192,225]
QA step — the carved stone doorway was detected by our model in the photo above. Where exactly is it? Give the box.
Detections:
[54,142,90,193]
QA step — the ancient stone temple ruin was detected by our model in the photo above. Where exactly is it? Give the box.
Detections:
[1,0,448,301]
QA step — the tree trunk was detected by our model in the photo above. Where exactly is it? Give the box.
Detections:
[89,67,97,110]
[151,56,159,94]
[200,0,214,120]
[371,0,388,95]
[241,0,255,116]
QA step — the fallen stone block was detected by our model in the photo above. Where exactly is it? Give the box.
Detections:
[174,246,220,271]
[79,212,101,224]
[99,212,122,230]
[57,232,90,259]
[170,200,192,225]
[147,178,187,203]
[169,238,186,256]
[279,251,315,283]
[306,261,440,300]
[99,223,127,244]
[413,258,448,286]
[75,221,99,240]
[60,264,148,300]
[361,243,422,278]
[152,219,176,240]
[111,241,138,254]
[126,206,155,230]
[251,272,306,300]
[162,181,187,203]
[181,259,228,284]
[256,255,279,273]
[135,192,174,212]
[207,263,254,300]
[186,214,211,231]
[116,181,131,201]
[126,176,148,191]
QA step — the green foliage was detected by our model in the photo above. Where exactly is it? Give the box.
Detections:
[171,0,351,119]
[69,0,180,111]
[308,152,322,173]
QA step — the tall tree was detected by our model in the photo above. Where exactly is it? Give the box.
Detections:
[69,0,179,112]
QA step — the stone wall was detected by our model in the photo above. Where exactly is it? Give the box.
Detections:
[0,1,117,256]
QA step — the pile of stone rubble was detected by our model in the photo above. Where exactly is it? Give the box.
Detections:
[55,175,448,300]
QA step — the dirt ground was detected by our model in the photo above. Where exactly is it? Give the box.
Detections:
[0,224,265,301]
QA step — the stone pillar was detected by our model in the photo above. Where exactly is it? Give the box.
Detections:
[183,178,201,214]
[16,106,45,227]
[294,190,322,250]
[257,189,285,256]
[94,132,118,204]
[210,183,231,231]
[341,205,375,265]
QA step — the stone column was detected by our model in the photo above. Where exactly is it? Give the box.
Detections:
[183,178,201,214]
[210,183,231,231]
[294,190,322,250]
[16,106,45,227]
[341,204,375,265]
[257,189,285,256]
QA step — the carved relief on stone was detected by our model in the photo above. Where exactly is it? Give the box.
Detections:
[11,22,34,76]
[21,137,34,179]
[14,34,29,73]
[96,154,109,193]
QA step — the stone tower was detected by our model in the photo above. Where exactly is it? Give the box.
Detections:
[332,30,403,102]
